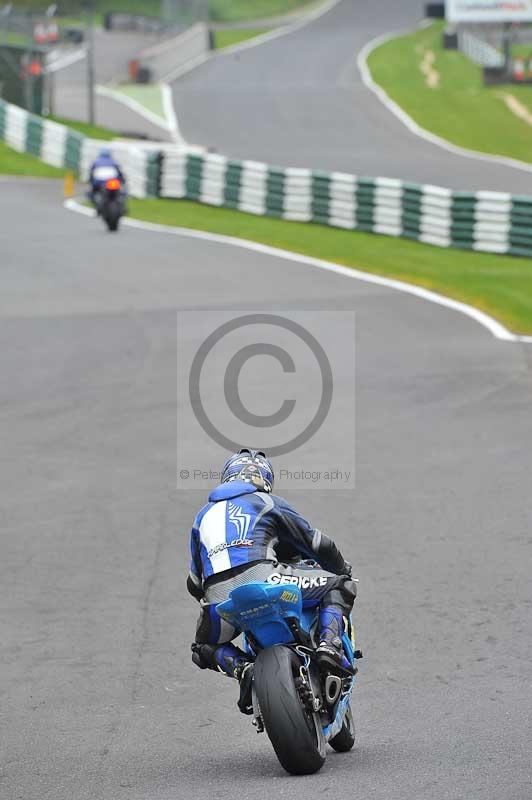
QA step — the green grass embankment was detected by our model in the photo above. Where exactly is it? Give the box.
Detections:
[0,141,65,177]
[20,0,314,23]
[47,116,119,141]
[367,21,532,163]
[209,0,314,22]
[127,197,532,335]
[214,29,270,49]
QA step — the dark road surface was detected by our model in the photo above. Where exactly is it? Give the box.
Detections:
[172,0,532,192]
[1,178,532,799]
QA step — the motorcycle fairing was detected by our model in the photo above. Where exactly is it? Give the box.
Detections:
[217,582,305,648]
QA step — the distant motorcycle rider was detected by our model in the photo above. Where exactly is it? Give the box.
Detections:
[188,449,357,713]
[87,148,126,211]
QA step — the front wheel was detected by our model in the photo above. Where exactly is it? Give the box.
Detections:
[254,645,326,775]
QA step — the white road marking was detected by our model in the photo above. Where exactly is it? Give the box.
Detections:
[63,198,532,345]
[65,199,96,217]
[161,52,212,83]
[45,47,87,73]
[213,0,343,58]
[95,85,181,141]
[161,83,184,144]
[357,29,532,176]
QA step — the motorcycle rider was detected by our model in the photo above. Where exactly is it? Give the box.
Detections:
[87,148,126,211]
[188,448,357,714]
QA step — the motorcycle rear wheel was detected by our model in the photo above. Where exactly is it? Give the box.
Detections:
[254,645,326,775]
[104,200,122,232]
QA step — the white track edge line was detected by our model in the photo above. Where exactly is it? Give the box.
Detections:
[214,0,343,58]
[96,85,175,138]
[140,22,206,59]
[357,28,532,177]
[45,46,87,73]
[98,83,190,147]
[165,0,342,83]
[65,199,95,217]
[63,198,531,345]
[161,52,211,83]
[161,0,341,142]
[161,83,183,144]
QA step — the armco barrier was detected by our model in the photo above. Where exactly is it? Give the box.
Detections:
[138,22,210,82]
[458,30,504,68]
[2,97,532,257]
[0,98,162,199]
[160,151,532,258]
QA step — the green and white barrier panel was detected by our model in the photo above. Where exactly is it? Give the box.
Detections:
[160,151,532,258]
[0,98,162,198]
[2,96,532,257]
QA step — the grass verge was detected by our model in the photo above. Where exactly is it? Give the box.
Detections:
[47,115,118,140]
[127,197,532,334]
[214,29,270,49]
[109,85,166,122]
[0,141,65,177]
[23,0,313,24]
[209,0,314,22]
[367,21,532,164]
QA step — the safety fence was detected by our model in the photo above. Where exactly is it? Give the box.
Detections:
[457,30,504,68]
[139,22,210,82]
[0,97,161,198]
[2,97,532,257]
[161,151,532,258]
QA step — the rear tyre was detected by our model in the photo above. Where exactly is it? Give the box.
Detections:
[254,645,326,775]
[329,704,355,752]
[104,200,121,232]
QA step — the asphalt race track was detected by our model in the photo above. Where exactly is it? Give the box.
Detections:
[3,3,532,798]
[172,0,532,193]
[2,174,532,800]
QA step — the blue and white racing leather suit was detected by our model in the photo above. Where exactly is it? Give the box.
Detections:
[187,480,355,649]
[88,156,125,201]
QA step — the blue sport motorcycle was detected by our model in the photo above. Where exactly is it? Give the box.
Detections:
[217,574,362,775]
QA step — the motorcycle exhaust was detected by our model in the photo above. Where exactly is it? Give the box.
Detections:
[324,674,342,705]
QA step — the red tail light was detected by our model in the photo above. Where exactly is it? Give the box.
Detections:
[106,178,121,190]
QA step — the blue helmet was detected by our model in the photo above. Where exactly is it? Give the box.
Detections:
[221,448,274,493]
[98,148,112,159]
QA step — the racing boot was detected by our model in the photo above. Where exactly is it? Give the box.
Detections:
[216,645,254,716]
[234,661,254,715]
[215,646,254,715]
[191,643,254,715]
[316,606,353,675]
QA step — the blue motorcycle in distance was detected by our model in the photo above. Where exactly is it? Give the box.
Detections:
[217,572,362,775]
